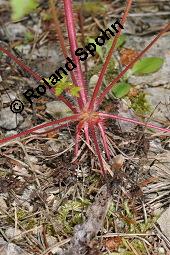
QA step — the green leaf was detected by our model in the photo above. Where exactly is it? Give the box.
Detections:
[69,87,81,97]
[88,38,104,61]
[44,75,80,97]
[131,57,164,75]
[112,82,131,98]
[55,86,64,96]
[10,0,39,21]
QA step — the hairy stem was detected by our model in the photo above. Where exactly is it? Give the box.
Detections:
[90,125,105,175]
[74,122,83,160]
[63,0,87,108]
[96,23,170,108]
[0,114,80,145]
[31,122,71,135]
[84,122,90,145]
[99,112,170,133]
[89,0,133,111]
[49,0,78,91]
[98,122,110,160]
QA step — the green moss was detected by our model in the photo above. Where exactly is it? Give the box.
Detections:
[46,224,56,236]
[130,92,151,115]
[56,199,91,234]
[104,60,117,83]
[132,240,146,252]
[17,209,28,220]
[25,218,36,230]
[87,59,116,84]
[17,209,37,230]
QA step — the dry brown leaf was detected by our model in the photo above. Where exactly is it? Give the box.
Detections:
[104,236,122,251]
[120,48,139,66]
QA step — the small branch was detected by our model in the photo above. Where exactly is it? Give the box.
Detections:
[96,23,170,107]
[99,112,170,133]
[89,0,133,111]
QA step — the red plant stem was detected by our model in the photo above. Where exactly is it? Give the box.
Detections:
[0,46,78,113]
[84,122,90,145]
[99,112,170,133]
[0,114,80,145]
[96,23,170,108]
[31,122,71,135]
[74,122,83,158]
[63,0,87,108]
[90,125,105,175]
[89,0,133,111]
[49,0,78,94]
[98,122,110,160]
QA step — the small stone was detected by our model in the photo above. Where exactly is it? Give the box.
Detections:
[1,91,16,104]
[46,101,71,117]
[89,75,99,88]
[158,206,170,240]
[149,139,164,153]
[5,227,22,240]
[0,196,7,211]
[158,247,165,254]
[0,237,30,255]
[6,23,27,41]
[5,130,18,137]
[27,155,38,164]
[117,99,136,132]
[46,235,63,254]
[19,117,32,130]
[145,87,170,123]
[0,107,23,130]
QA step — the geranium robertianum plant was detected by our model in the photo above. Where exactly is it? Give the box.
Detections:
[0,0,170,174]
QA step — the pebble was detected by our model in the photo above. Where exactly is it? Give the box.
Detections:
[0,107,23,130]
[0,237,30,255]
[0,196,7,211]
[5,227,22,240]
[46,101,71,117]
